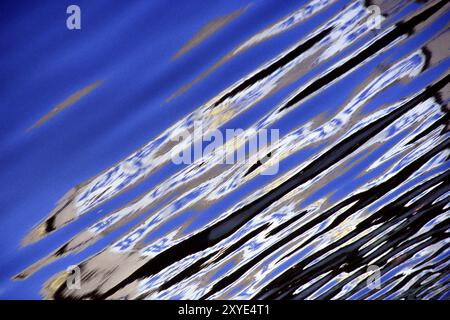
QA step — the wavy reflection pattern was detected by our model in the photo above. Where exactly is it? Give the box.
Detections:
[10,0,450,300]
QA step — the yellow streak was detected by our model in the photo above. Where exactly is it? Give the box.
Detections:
[172,5,250,60]
[27,80,102,131]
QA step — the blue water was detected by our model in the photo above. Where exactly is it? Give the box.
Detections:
[0,0,449,299]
